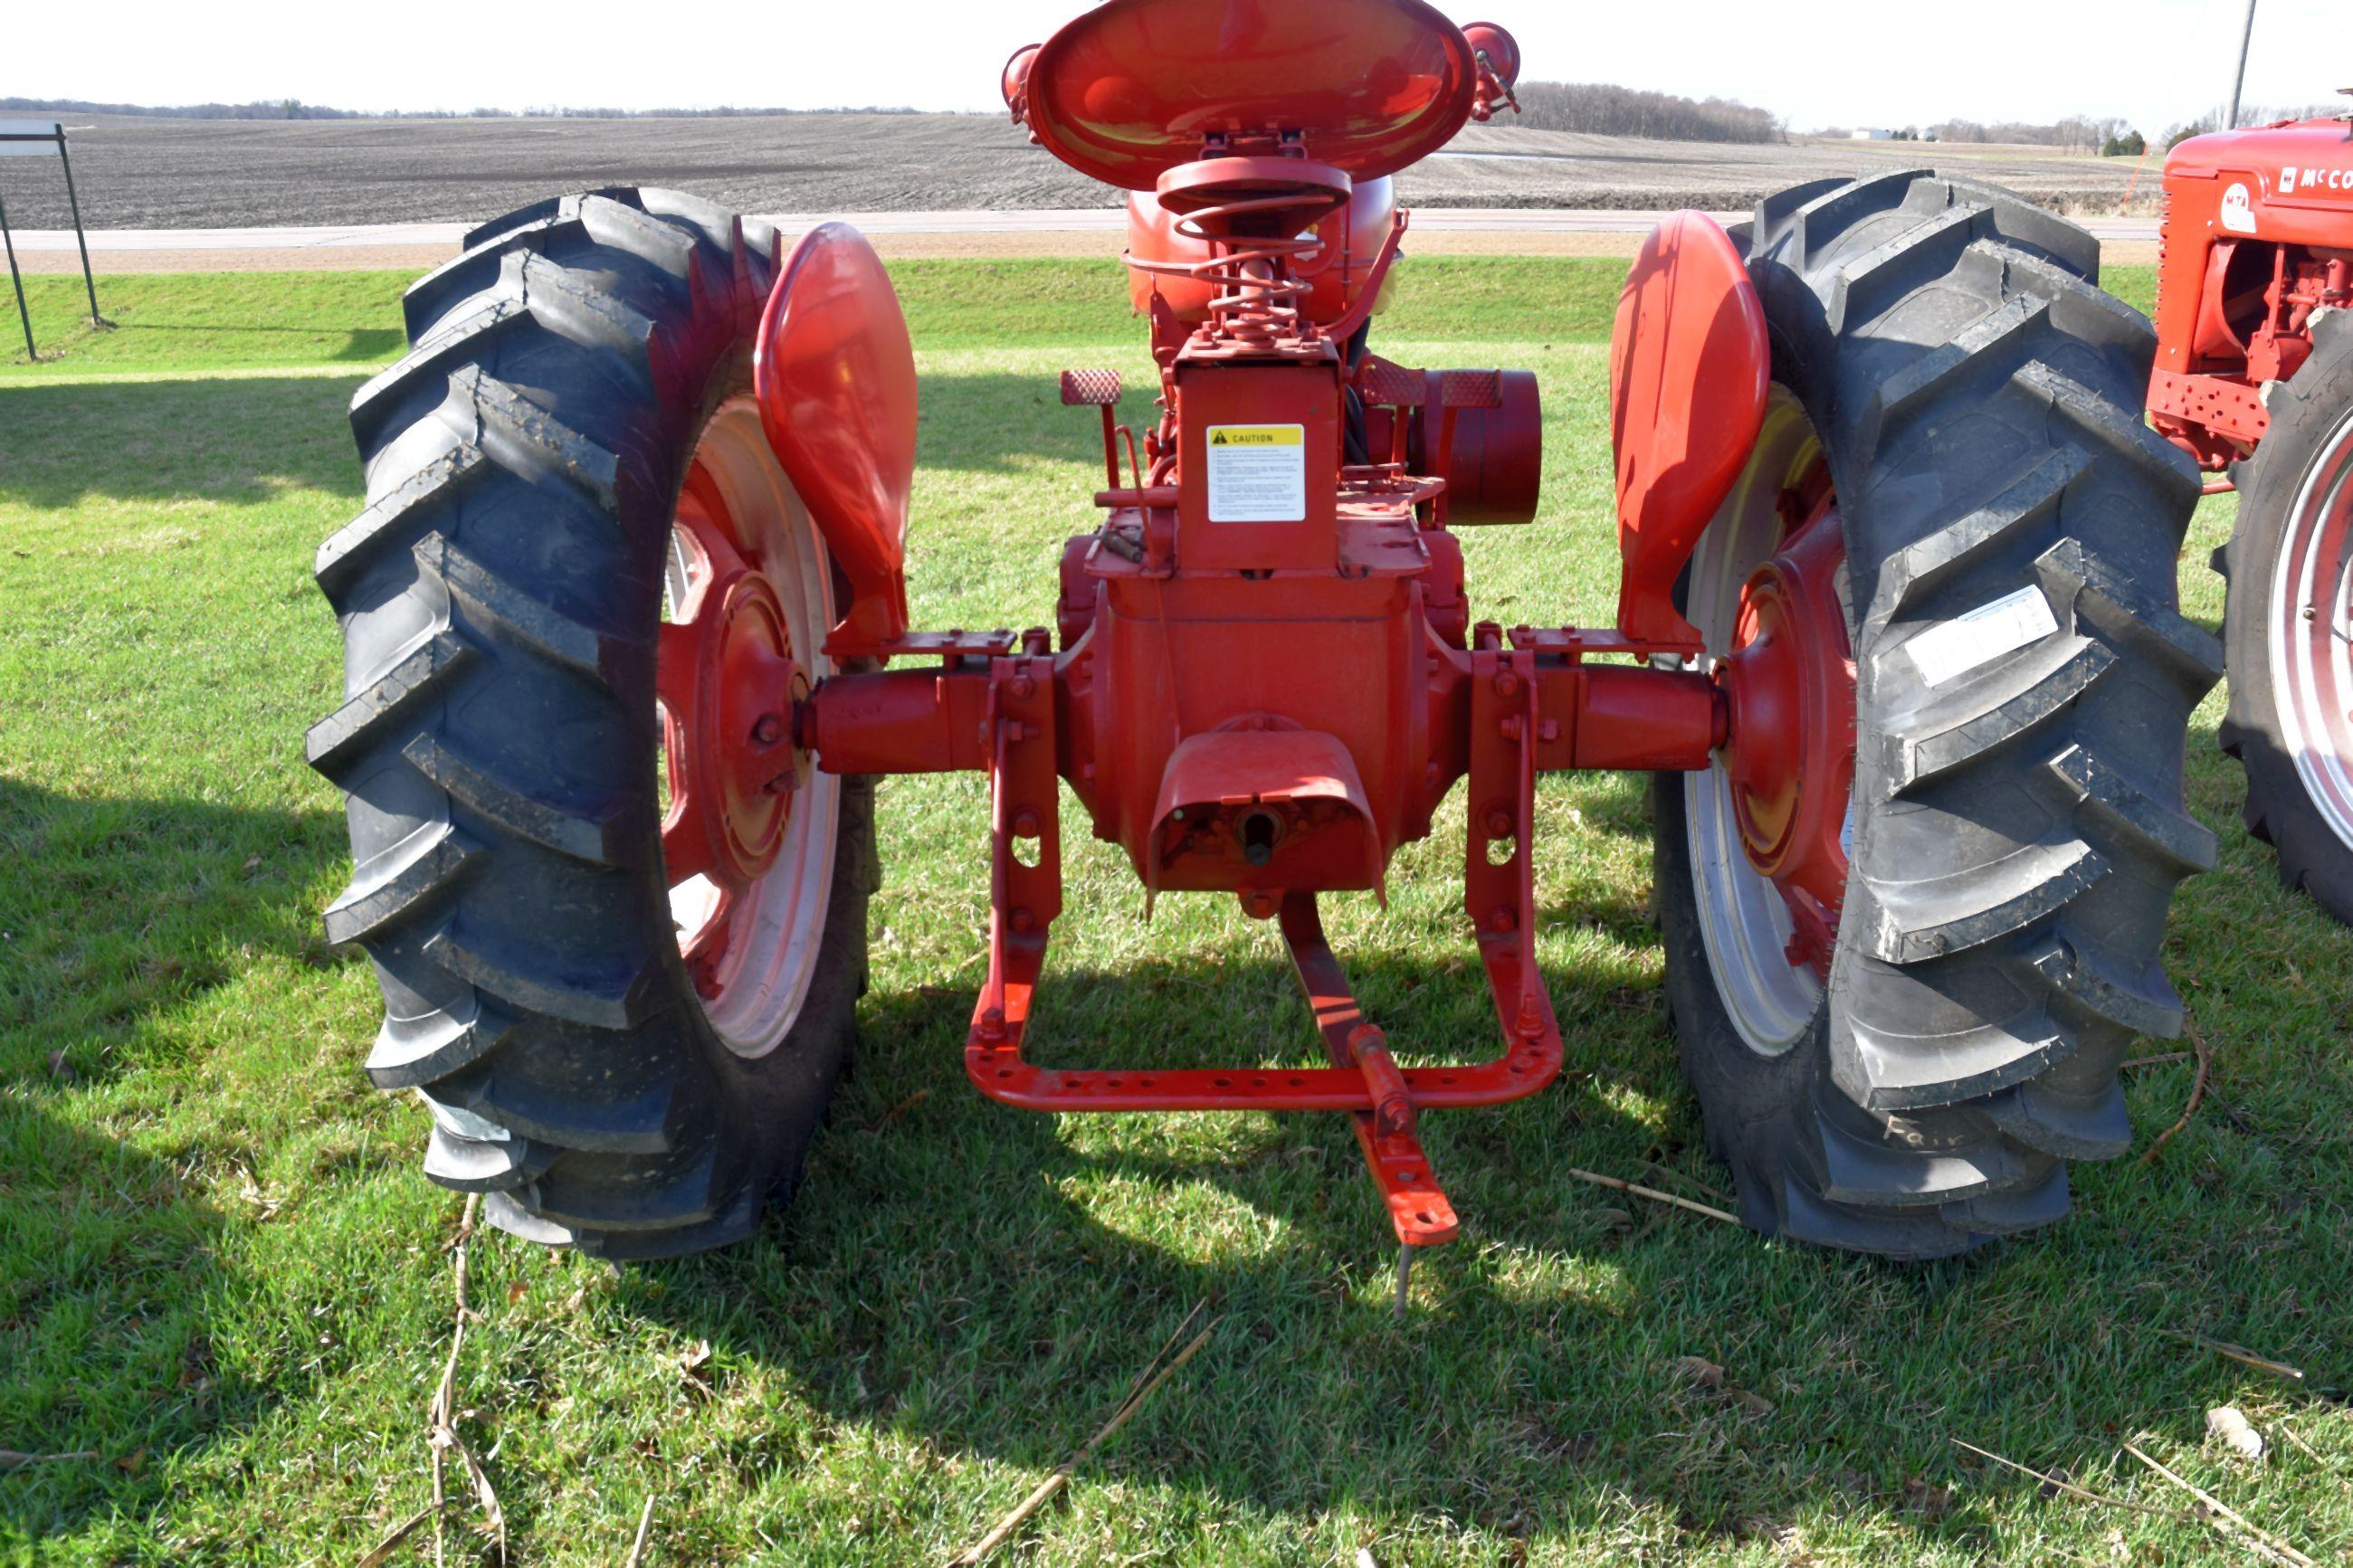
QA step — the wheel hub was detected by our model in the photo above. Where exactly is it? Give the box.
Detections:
[657,464,810,913]
[1715,487,1855,975]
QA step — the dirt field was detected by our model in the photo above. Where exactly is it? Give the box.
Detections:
[0,112,2148,231]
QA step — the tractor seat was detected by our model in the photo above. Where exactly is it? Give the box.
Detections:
[1023,0,1479,192]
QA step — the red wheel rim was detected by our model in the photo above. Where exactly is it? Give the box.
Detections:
[1681,392,1857,1055]
[2270,408,2353,849]
[1716,460,1856,978]
[654,402,839,1050]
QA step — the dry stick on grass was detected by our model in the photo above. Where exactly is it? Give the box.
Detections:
[2156,1328,2306,1383]
[625,1494,656,1567]
[2139,1020,2212,1167]
[357,1506,435,1568]
[0,1450,100,1472]
[1567,1168,1740,1227]
[427,1197,476,1568]
[2121,1051,2191,1069]
[1950,1439,2193,1520]
[867,1088,931,1133]
[2123,1442,2317,1567]
[948,1306,1218,1568]
[1639,1160,1729,1202]
[427,1194,507,1567]
[2275,1421,2340,1473]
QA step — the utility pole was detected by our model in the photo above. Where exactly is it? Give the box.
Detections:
[2226,0,2258,129]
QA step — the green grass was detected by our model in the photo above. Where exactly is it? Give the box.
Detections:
[0,260,2167,374]
[0,260,2346,1563]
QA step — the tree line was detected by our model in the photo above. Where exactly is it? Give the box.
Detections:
[0,97,926,120]
[1510,82,1783,143]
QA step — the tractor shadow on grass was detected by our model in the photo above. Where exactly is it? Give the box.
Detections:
[0,777,356,1539]
[0,375,367,514]
[609,720,2353,1553]
[0,1100,251,1542]
[0,777,351,1065]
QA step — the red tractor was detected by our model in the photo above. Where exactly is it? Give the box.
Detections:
[2148,102,2353,922]
[310,0,2216,1269]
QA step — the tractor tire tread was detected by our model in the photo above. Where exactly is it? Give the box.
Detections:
[1659,171,2212,1256]
[311,187,872,1257]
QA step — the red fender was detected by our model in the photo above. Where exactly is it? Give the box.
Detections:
[1608,211,1769,647]
[755,222,916,657]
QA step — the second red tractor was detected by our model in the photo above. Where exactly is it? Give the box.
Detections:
[2148,101,2353,923]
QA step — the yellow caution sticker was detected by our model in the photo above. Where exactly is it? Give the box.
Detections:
[1205,423,1307,521]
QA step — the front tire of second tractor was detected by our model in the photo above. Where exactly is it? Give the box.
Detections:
[1655,170,2222,1259]
[2214,309,2353,925]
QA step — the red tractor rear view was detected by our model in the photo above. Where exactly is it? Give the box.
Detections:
[310,0,2218,1270]
[2147,100,2353,921]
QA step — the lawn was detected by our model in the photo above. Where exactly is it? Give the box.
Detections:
[1,254,2348,1564]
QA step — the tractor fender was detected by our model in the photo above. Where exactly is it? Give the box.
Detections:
[1608,211,1769,646]
[755,222,916,656]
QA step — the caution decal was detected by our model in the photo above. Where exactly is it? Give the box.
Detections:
[1205,423,1307,522]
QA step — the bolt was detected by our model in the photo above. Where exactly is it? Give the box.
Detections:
[1010,907,1035,933]
[1486,809,1513,839]
[1538,719,1561,744]
[1013,809,1042,839]
[765,770,798,796]
[2306,604,2320,622]
[1494,670,1520,698]
[1491,907,1517,934]
[751,713,785,746]
[1011,675,1037,699]
[978,1005,1007,1043]
[1500,716,1523,742]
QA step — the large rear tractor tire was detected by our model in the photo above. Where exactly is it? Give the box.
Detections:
[309,189,875,1259]
[2215,309,2353,924]
[1655,171,2221,1258]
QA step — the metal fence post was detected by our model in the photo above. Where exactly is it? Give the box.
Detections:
[55,130,103,327]
[0,187,35,362]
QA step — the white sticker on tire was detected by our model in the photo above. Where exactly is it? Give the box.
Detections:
[1906,586,2061,687]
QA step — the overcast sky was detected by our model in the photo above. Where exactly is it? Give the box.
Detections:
[15,0,2344,139]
